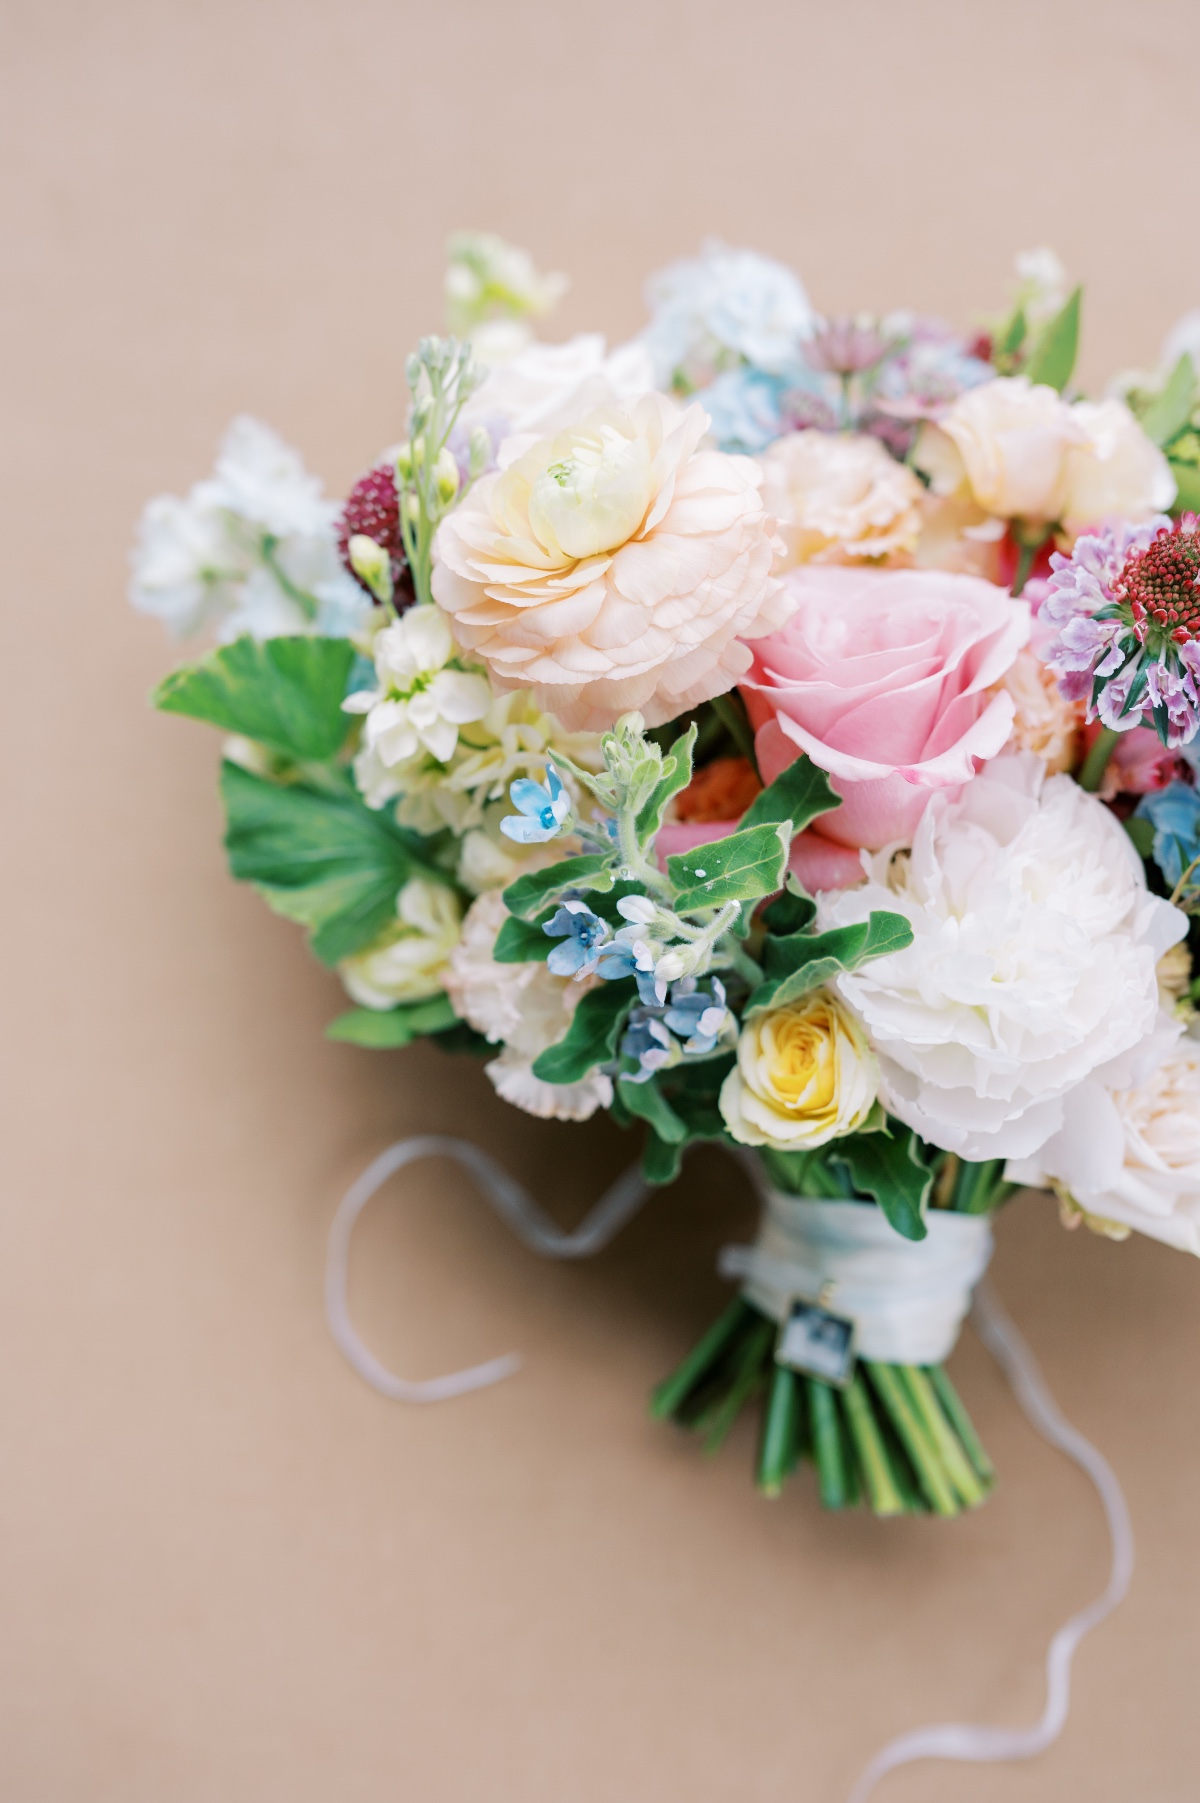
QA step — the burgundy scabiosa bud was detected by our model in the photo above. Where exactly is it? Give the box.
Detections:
[337,463,415,610]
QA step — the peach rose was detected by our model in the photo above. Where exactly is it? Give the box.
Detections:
[742,565,1030,850]
[431,393,792,732]
[759,429,924,566]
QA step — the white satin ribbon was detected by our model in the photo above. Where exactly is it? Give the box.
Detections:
[324,1134,651,1403]
[719,1190,994,1364]
[847,1277,1134,1802]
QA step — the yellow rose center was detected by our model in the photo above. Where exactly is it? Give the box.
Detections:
[763,1001,839,1113]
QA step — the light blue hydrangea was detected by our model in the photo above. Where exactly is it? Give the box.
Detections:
[695,367,792,454]
[1135,781,1200,887]
[543,900,612,977]
[641,241,815,388]
[500,764,570,843]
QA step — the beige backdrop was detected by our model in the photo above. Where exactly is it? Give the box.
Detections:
[4,2,1200,1798]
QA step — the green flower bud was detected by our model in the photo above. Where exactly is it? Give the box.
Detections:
[347,534,393,606]
[434,447,460,506]
[393,440,414,483]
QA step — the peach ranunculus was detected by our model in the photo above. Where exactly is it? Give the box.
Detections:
[431,393,792,732]
[759,429,924,567]
[742,565,1030,851]
[915,376,1173,531]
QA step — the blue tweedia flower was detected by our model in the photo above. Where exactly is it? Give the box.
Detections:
[1135,781,1200,887]
[662,977,731,1054]
[543,900,611,977]
[500,764,570,843]
[620,1012,677,1082]
[594,938,665,1005]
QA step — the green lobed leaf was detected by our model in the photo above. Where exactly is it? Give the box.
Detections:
[635,722,697,845]
[502,853,615,922]
[493,912,555,963]
[828,1129,933,1241]
[739,752,840,839]
[746,910,913,1015]
[325,994,458,1047]
[154,634,357,762]
[530,979,635,1084]
[616,1075,688,1144]
[220,760,449,965]
[1023,286,1081,393]
[1140,353,1197,448]
[667,820,790,913]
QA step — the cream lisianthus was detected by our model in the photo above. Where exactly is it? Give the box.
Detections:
[1061,398,1178,534]
[432,392,791,732]
[759,430,923,566]
[344,606,492,806]
[338,878,463,1008]
[819,756,1187,1161]
[442,890,612,1120]
[719,989,878,1151]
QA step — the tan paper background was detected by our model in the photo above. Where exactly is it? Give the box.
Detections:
[4,2,1200,1797]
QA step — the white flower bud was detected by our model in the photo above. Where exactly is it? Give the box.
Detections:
[411,434,427,469]
[434,446,460,505]
[347,534,393,606]
[468,425,492,477]
[393,441,414,483]
[403,492,421,526]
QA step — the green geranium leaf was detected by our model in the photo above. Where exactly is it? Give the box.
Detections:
[493,912,555,963]
[642,1133,684,1186]
[747,910,913,1015]
[326,994,458,1048]
[667,820,790,913]
[1169,456,1200,513]
[636,722,698,845]
[1024,286,1081,393]
[740,752,840,839]
[616,1075,688,1144]
[220,760,448,965]
[502,853,615,922]
[760,874,817,936]
[1141,353,1197,448]
[530,979,635,1084]
[828,1128,933,1241]
[155,634,357,763]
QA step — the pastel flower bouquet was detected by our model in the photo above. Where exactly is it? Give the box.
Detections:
[134,235,1200,1523]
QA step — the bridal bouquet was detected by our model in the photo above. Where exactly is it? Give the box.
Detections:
[133,234,1200,1521]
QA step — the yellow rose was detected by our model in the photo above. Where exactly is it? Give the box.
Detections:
[719,989,878,1150]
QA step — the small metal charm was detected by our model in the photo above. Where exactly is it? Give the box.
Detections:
[775,1299,856,1388]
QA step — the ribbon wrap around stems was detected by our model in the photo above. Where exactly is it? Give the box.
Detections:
[718,1188,995,1365]
[325,1136,1133,1801]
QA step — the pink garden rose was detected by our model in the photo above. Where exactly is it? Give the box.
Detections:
[742,565,1030,850]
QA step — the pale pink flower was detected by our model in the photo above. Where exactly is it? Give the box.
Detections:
[758,430,924,567]
[431,393,791,732]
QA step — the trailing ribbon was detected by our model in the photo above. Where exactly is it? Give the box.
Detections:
[718,1189,994,1365]
[324,1138,1133,1800]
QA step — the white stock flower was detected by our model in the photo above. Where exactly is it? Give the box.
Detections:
[642,240,815,387]
[818,755,1187,1161]
[433,392,791,732]
[1008,1025,1200,1255]
[442,889,613,1120]
[759,430,924,566]
[338,878,462,1008]
[345,606,492,794]
[130,416,366,640]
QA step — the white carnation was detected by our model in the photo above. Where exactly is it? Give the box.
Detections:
[443,890,612,1121]
[130,416,366,641]
[818,756,1187,1161]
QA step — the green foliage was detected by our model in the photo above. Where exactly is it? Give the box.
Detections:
[746,911,913,1015]
[635,722,697,844]
[155,635,356,763]
[502,854,615,922]
[998,305,1027,358]
[1140,353,1197,448]
[220,761,448,965]
[616,1075,687,1144]
[530,980,636,1084]
[642,1133,684,1186]
[740,753,840,839]
[1169,457,1200,514]
[1124,814,1155,859]
[760,876,816,936]
[326,994,458,1047]
[1023,286,1081,393]
[667,820,790,912]
[493,912,554,963]
[828,1129,933,1241]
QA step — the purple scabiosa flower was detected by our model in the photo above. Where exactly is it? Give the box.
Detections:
[1041,515,1200,748]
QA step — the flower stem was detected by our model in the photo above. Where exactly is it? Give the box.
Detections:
[926,1365,994,1483]
[807,1379,849,1508]
[757,1363,799,1497]
[865,1362,959,1516]
[842,1374,905,1516]
[1078,725,1119,793]
[710,692,759,771]
[1010,523,1050,599]
[898,1365,985,1508]
[649,1296,753,1419]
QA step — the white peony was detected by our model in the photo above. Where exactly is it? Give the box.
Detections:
[433,392,791,732]
[130,416,366,640]
[1008,1026,1200,1255]
[818,756,1187,1161]
[338,878,462,1008]
[344,606,492,802]
[442,889,612,1120]
[460,333,655,440]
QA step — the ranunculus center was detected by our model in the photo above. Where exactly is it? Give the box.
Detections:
[1118,522,1200,645]
[526,422,654,560]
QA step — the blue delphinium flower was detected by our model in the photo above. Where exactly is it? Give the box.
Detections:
[1135,781,1200,887]
[500,764,570,843]
[543,900,611,977]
